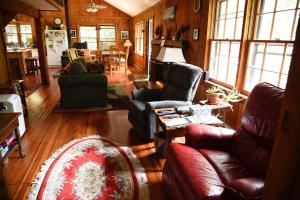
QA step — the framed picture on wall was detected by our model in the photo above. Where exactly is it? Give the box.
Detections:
[193,29,199,40]
[121,31,129,39]
[70,30,77,38]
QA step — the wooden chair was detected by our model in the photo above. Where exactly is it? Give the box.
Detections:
[25,57,39,75]
[118,48,129,74]
[108,52,120,73]
[67,48,79,62]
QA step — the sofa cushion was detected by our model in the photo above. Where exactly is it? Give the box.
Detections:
[199,149,254,184]
[167,143,224,200]
[222,178,264,200]
[69,61,87,74]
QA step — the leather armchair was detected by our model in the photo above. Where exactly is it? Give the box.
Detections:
[128,63,203,140]
[163,82,284,200]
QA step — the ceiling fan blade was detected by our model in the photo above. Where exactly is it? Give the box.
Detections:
[94,4,107,9]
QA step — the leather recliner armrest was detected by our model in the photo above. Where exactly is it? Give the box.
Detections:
[185,124,235,150]
[222,178,265,200]
[132,89,163,101]
[145,100,192,112]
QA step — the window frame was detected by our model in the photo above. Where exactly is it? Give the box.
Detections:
[207,0,300,94]
[79,26,98,50]
[5,23,33,46]
[135,22,144,56]
[98,25,116,51]
[208,0,246,87]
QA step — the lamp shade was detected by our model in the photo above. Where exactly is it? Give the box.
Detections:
[124,40,133,47]
[156,47,186,63]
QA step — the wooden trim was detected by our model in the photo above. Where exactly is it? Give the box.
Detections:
[236,0,254,90]
[1,10,16,27]
[0,0,39,18]
[34,12,49,85]
[204,0,214,71]
[263,17,300,200]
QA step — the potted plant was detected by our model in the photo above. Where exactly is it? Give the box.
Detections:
[206,86,224,105]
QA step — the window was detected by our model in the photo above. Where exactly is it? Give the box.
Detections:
[135,22,144,55]
[99,25,116,50]
[209,0,246,86]
[244,0,299,90]
[20,24,32,45]
[208,0,299,91]
[5,24,18,44]
[80,26,97,50]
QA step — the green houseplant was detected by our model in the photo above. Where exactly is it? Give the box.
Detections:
[206,86,244,106]
[205,86,224,105]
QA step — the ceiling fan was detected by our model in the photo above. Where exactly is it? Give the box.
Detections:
[86,0,107,13]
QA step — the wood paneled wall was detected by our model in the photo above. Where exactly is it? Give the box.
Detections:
[41,0,133,54]
[132,0,210,72]
[0,11,9,85]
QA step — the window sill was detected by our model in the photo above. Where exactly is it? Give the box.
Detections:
[204,80,248,100]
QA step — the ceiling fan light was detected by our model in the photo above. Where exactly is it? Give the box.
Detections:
[86,7,98,13]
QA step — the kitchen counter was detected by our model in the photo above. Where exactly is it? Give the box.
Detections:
[7,49,37,78]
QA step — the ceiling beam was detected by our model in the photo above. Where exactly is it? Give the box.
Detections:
[46,0,64,11]
[0,0,39,18]
[0,9,17,27]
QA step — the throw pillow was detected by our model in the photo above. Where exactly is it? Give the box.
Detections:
[69,62,87,74]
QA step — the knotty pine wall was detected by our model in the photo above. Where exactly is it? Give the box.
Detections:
[41,0,133,63]
[132,0,210,73]
[0,11,9,85]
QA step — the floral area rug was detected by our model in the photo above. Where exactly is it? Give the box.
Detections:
[28,135,149,200]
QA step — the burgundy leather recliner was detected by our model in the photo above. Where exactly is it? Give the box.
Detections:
[163,83,284,200]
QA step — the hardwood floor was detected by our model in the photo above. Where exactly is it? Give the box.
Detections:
[5,67,166,199]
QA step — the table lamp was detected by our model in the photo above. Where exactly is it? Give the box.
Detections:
[156,47,186,63]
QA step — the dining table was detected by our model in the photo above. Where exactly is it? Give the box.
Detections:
[100,50,127,73]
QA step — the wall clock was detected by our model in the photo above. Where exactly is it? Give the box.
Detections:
[194,0,201,13]
[54,17,62,25]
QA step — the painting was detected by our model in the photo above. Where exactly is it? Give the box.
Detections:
[164,6,175,22]
[193,29,199,40]
[121,31,129,39]
[70,30,77,38]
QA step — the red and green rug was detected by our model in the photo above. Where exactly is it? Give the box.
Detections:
[28,135,149,200]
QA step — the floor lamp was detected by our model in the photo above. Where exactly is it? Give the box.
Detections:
[124,40,133,74]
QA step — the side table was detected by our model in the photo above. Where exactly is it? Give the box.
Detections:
[0,113,25,166]
[153,107,225,157]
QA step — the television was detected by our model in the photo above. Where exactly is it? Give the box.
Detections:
[74,42,88,49]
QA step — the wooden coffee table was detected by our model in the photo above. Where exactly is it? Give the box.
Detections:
[153,107,225,157]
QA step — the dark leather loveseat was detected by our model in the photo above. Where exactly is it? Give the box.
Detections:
[163,83,284,200]
[58,61,107,108]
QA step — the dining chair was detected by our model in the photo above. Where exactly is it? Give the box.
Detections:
[108,52,120,73]
[67,48,79,62]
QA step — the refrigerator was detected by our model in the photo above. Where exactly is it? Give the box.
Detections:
[45,30,68,67]
[0,94,26,137]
